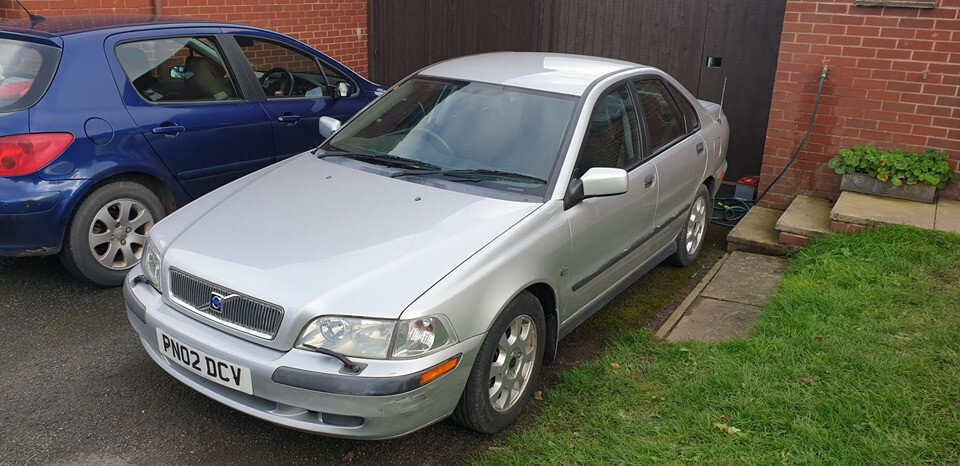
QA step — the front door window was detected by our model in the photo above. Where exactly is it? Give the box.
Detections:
[234,37,328,99]
[633,79,685,154]
[573,84,641,178]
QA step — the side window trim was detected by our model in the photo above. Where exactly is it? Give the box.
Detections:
[317,56,361,98]
[626,80,651,169]
[218,33,268,102]
[114,34,248,106]
[631,76,693,159]
[665,82,701,135]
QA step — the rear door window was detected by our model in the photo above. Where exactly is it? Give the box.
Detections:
[0,38,61,113]
[116,36,242,103]
[668,84,701,134]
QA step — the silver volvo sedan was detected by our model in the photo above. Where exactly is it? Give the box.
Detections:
[124,52,728,439]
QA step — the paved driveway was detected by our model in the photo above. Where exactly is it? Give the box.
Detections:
[0,227,725,465]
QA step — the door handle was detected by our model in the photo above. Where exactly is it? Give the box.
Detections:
[277,114,302,125]
[644,174,655,190]
[696,142,705,156]
[152,124,185,137]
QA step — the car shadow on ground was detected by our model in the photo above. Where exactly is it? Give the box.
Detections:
[0,226,728,465]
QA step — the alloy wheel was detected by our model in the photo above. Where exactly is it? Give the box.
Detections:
[685,195,707,255]
[488,314,537,412]
[88,198,154,270]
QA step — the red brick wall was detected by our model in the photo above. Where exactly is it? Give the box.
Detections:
[760,0,960,210]
[0,0,368,75]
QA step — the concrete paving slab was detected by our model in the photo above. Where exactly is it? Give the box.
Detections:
[935,199,960,234]
[665,297,760,342]
[831,191,936,229]
[726,207,798,256]
[655,253,729,340]
[701,251,787,307]
[775,194,832,237]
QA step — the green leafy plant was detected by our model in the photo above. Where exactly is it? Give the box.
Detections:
[827,145,958,189]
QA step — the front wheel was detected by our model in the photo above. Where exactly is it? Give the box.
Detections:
[60,181,165,286]
[668,184,710,267]
[453,291,545,433]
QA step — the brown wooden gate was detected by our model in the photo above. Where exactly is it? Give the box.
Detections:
[368,0,787,180]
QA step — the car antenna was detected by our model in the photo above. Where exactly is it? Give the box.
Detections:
[14,0,45,28]
[718,77,727,123]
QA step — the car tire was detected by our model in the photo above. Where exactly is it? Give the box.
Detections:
[667,183,710,267]
[60,181,165,287]
[452,291,546,434]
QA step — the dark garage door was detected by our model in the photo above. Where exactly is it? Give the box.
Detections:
[368,0,787,181]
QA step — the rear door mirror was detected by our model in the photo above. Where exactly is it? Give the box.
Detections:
[564,167,629,210]
[319,116,341,139]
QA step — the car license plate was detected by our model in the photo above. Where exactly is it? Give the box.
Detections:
[157,329,253,395]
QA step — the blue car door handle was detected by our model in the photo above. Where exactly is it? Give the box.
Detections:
[277,114,302,125]
[152,124,185,137]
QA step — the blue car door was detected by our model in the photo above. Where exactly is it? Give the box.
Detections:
[221,30,369,160]
[105,29,276,199]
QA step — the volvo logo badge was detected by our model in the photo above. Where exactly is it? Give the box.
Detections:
[209,291,239,313]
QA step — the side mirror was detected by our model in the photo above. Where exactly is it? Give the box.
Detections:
[169,65,185,79]
[319,116,342,139]
[333,81,353,98]
[563,167,629,210]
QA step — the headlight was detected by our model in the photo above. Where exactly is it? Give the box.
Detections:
[391,315,456,358]
[141,238,162,292]
[295,314,457,359]
[296,316,396,359]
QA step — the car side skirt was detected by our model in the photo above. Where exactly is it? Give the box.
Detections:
[559,239,678,339]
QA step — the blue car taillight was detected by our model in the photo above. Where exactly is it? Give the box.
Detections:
[0,133,74,177]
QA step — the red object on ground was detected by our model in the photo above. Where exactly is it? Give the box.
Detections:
[737,176,760,188]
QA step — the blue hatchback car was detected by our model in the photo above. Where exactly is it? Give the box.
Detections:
[0,15,381,285]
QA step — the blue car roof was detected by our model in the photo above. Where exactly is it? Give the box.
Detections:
[0,14,239,39]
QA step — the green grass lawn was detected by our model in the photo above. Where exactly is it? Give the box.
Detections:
[480,226,960,465]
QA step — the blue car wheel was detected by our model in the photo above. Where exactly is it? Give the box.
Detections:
[59,181,165,286]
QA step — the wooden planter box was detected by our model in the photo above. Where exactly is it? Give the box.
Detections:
[840,173,936,203]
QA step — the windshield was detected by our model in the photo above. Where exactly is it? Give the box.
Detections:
[324,77,577,197]
[0,38,61,113]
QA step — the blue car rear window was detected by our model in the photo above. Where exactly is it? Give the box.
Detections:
[0,38,61,113]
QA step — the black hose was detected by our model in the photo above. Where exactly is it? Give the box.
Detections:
[711,65,829,227]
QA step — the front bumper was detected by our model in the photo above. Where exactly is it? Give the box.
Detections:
[124,270,483,439]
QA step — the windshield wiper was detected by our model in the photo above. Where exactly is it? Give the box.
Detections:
[441,169,547,184]
[390,168,441,178]
[300,343,363,373]
[392,168,547,184]
[317,150,441,171]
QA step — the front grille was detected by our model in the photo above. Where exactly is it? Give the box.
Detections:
[168,268,284,339]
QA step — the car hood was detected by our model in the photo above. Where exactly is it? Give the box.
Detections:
[161,155,541,324]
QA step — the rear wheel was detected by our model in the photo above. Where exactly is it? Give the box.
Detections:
[453,291,545,433]
[60,181,164,287]
[668,183,710,267]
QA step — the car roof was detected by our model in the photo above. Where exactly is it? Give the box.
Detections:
[0,14,235,38]
[418,52,653,97]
